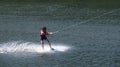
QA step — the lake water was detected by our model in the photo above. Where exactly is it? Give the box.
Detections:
[0,3,120,67]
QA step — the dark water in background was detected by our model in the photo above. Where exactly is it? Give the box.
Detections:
[0,3,120,67]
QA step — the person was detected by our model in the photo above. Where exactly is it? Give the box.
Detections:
[39,27,54,50]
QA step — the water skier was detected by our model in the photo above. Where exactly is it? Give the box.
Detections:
[40,27,54,50]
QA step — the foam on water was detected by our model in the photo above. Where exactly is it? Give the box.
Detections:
[0,41,70,53]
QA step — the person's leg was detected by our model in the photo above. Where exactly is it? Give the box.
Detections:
[41,40,44,50]
[46,39,52,49]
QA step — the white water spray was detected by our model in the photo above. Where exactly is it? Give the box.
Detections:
[0,41,70,53]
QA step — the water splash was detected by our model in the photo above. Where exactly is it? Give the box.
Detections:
[0,41,70,53]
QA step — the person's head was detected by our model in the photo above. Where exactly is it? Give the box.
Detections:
[42,27,46,30]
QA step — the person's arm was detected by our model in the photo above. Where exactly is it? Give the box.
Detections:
[45,30,53,35]
[48,32,53,35]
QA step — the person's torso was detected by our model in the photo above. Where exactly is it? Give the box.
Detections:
[40,29,47,36]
